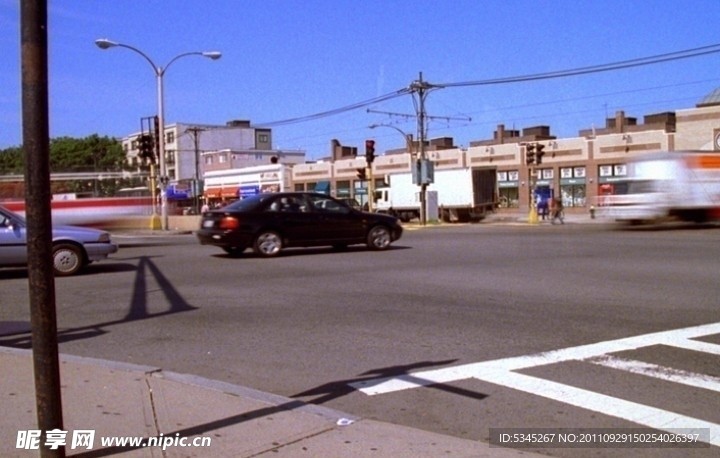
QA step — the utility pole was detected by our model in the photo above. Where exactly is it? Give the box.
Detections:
[370,73,468,225]
[409,72,433,226]
[21,2,65,456]
[186,127,205,214]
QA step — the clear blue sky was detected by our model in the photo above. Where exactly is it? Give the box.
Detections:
[2,0,720,160]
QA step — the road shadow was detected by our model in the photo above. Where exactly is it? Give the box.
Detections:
[292,359,488,405]
[210,244,412,259]
[0,256,197,348]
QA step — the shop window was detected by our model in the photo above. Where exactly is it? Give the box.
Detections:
[497,170,519,208]
[559,166,586,207]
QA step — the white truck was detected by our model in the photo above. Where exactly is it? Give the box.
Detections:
[374,167,497,222]
[203,164,293,202]
[601,151,720,224]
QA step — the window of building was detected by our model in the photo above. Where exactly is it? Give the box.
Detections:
[335,180,351,198]
[559,166,586,207]
[597,164,629,201]
[166,131,175,144]
[497,170,519,208]
[219,154,227,163]
[258,134,269,143]
[205,156,213,165]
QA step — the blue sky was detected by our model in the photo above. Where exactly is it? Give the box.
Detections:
[2,0,720,159]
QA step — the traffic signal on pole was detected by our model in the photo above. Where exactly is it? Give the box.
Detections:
[356,168,367,181]
[365,140,376,164]
[526,143,535,165]
[138,135,155,164]
[536,143,545,165]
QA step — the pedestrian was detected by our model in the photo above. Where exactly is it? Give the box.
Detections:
[538,197,549,220]
[201,202,210,214]
[551,196,564,225]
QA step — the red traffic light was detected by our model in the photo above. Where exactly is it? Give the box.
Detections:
[365,140,376,164]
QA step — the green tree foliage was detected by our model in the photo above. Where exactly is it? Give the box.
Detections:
[0,135,135,197]
[49,135,127,172]
[0,134,128,174]
[0,146,23,174]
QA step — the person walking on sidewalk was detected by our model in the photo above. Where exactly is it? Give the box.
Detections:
[551,196,564,225]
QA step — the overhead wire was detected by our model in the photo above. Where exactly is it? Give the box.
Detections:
[257,88,410,127]
[257,43,720,139]
[436,44,720,88]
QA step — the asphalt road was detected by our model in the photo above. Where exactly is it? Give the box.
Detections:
[2,222,719,457]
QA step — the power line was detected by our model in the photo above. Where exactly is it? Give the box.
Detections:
[257,89,410,127]
[437,44,720,88]
[261,43,720,149]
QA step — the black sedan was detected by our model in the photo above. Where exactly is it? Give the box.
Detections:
[196,192,403,257]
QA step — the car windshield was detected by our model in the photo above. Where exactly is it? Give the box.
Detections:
[0,206,24,223]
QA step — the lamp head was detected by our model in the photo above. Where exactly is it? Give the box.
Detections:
[203,51,222,60]
[94,38,117,50]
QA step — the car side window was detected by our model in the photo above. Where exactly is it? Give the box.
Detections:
[268,196,308,213]
[311,196,349,214]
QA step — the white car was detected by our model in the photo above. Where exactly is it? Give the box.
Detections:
[0,205,118,276]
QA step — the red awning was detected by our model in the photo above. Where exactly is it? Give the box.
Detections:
[220,187,238,198]
[204,187,222,198]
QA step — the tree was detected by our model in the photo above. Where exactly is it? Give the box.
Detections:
[0,134,133,197]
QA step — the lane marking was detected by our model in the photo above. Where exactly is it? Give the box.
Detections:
[588,355,720,392]
[350,321,720,447]
[351,322,720,395]
[482,370,717,445]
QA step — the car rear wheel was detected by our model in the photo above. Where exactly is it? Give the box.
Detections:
[253,231,283,257]
[52,243,85,276]
[367,225,392,251]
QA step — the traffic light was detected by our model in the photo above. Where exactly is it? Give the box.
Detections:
[356,168,367,181]
[526,143,536,165]
[365,140,376,164]
[138,135,155,164]
[536,143,545,165]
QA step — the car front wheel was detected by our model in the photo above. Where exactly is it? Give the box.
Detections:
[253,231,283,257]
[52,243,85,276]
[367,225,392,250]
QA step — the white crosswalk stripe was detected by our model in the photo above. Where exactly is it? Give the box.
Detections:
[350,321,720,447]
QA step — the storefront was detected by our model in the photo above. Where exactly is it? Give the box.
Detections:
[597,164,629,206]
[559,166,587,208]
[497,170,520,208]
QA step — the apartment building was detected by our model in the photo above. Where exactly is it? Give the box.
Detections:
[122,119,305,181]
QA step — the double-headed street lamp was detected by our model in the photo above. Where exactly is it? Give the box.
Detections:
[95,38,221,230]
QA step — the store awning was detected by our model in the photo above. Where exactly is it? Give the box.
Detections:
[220,187,238,198]
[315,181,331,194]
[204,187,222,199]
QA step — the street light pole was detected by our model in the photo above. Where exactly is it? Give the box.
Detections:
[94,39,221,230]
[369,123,414,157]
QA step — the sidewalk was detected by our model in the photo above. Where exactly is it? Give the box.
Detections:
[1,347,543,457]
[482,209,611,225]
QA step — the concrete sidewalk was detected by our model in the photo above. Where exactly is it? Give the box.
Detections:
[1,347,542,457]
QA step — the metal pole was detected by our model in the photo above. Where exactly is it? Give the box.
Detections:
[156,72,169,230]
[21,1,64,455]
[186,127,204,214]
[94,40,221,230]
